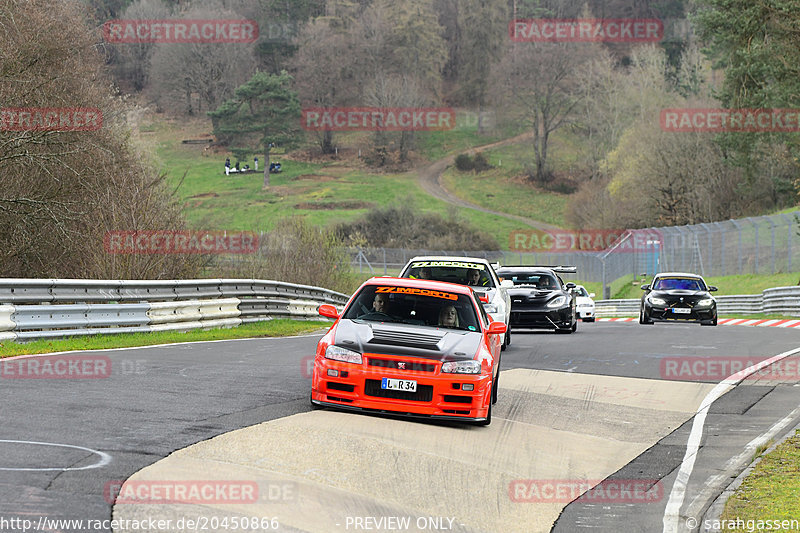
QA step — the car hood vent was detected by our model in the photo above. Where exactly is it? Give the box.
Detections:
[370,326,444,350]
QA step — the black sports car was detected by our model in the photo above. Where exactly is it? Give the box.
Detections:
[494,266,577,334]
[639,272,718,326]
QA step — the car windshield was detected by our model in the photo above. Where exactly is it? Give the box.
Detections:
[575,286,590,297]
[342,285,481,332]
[654,278,704,291]
[402,260,495,288]
[502,273,559,289]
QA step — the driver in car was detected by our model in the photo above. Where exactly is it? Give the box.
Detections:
[372,293,389,313]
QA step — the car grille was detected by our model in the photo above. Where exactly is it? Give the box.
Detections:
[364,379,433,402]
[368,358,436,372]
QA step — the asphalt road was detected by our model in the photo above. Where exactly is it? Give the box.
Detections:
[1,323,799,532]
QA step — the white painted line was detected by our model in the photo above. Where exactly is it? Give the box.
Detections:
[0,439,112,471]
[662,345,800,533]
[685,404,800,523]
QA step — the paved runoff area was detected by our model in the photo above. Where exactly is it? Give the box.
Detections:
[112,369,715,533]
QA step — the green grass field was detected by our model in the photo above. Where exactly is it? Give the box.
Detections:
[720,430,800,532]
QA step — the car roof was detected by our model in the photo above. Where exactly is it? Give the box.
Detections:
[405,255,493,265]
[496,266,557,274]
[653,272,705,280]
[361,276,475,296]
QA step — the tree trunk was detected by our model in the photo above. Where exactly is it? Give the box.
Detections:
[262,147,271,189]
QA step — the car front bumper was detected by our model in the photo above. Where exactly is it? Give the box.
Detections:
[509,306,573,329]
[644,303,717,322]
[311,354,492,422]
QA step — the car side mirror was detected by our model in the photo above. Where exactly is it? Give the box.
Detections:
[641,284,650,291]
[500,280,514,288]
[708,286,718,292]
[487,322,507,335]
[318,304,339,319]
[565,282,576,290]
[588,293,595,298]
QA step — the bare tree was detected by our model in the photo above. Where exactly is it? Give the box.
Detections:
[0,0,201,278]
[147,0,257,115]
[493,41,602,182]
[111,0,171,92]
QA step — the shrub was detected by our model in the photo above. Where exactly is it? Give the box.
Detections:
[334,203,499,251]
[455,153,474,171]
[472,152,492,172]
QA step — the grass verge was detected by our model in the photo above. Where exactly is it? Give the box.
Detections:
[719,429,800,532]
[0,319,331,357]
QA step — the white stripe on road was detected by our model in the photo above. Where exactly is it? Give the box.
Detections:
[662,345,800,533]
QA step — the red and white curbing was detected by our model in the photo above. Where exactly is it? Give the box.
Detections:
[598,317,800,328]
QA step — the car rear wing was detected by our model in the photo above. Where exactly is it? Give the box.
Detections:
[499,265,577,274]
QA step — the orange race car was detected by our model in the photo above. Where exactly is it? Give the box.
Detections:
[311,277,506,425]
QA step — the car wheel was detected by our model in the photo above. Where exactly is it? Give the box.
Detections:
[571,319,577,332]
[492,369,500,405]
[584,317,595,323]
[701,317,718,326]
[477,398,492,426]
[639,307,653,325]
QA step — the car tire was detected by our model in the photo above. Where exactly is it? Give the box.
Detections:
[701,317,718,326]
[310,393,322,409]
[492,369,500,405]
[571,319,577,332]
[639,307,653,325]
[477,398,492,426]
[584,317,595,323]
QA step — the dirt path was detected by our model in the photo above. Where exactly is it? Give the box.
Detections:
[416,131,560,231]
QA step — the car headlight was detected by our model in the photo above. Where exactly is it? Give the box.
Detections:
[325,345,362,364]
[649,296,667,306]
[546,295,567,308]
[696,298,714,307]
[483,304,499,313]
[441,360,482,374]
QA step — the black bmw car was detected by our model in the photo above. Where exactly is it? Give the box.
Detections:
[494,266,577,334]
[639,272,718,326]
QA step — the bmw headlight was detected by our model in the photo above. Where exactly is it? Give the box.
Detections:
[441,360,482,374]
[696,298,714,307]
[325,345,362,364]
[649,296,667,306]
[546,295,567,308]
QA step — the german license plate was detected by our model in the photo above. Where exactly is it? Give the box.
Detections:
[381,378,417,392]
[672,308,691,314]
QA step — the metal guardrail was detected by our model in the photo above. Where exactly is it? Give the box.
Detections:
[0,279,350,342]
[595,287,800,318]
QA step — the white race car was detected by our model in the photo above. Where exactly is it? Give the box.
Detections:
[399,256,513,350]
[573,285,596,322]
